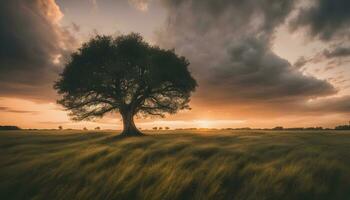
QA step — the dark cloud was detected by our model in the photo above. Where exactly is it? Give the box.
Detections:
[209,37,335,102]
[0,106,37,114]
[290,0,350,41]
[293,56,310,69]
[0,0,76,100]
[157,0,336,107]
[323,46,350,58]
[293,45,350,71]
[305,95,350,113]
[1,0,348,117]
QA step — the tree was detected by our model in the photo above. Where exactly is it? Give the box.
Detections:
[54,33,197,136]
[58,126,63,130]
[272,126,284,130]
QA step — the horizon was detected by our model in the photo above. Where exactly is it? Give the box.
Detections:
[1,0,350,129]
[4,126,345,130]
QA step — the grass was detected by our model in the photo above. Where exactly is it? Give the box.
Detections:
[0,130,350,200]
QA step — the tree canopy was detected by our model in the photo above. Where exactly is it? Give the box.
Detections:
[54,33,197,136]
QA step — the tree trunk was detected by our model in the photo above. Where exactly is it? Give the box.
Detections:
[120,110,143,136]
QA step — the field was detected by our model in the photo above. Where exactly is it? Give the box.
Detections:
[0,130,350,200]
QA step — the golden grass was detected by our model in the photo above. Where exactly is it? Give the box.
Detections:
[0,130,350,200]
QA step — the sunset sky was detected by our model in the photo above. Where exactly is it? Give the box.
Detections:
[1,0,350,129]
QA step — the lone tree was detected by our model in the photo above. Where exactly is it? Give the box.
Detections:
[54,33,197,136]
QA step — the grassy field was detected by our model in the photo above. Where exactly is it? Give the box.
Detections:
[0,130,350,200]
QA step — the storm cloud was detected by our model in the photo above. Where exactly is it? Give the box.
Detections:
[290,0,350,41]
[157,0,336,106]
[1,0,349,121]
[0,0,76,100]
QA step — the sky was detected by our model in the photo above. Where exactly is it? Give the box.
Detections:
[1,0,350,129]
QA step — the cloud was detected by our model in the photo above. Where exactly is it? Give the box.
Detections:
[305,95,350,113]
[290,0,350,41]
[0,107,38,114]
[156,0,336,107]
[323,46,350,58]
[293,45,350,70]
[0,0,76,101]
[293,56,310,69]
[1,0,348,119]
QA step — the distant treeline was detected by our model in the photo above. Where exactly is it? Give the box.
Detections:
[175,125,350,131]
[335,125,350,130]
[0,126,21,130]
[2,124,350,131]
[174,127,327,131]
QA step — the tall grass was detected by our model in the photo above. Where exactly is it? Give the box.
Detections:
[0,130,350,200]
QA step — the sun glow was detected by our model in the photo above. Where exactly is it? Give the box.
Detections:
[195,120,214,128]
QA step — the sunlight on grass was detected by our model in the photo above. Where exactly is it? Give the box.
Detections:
[0,130,350,199]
